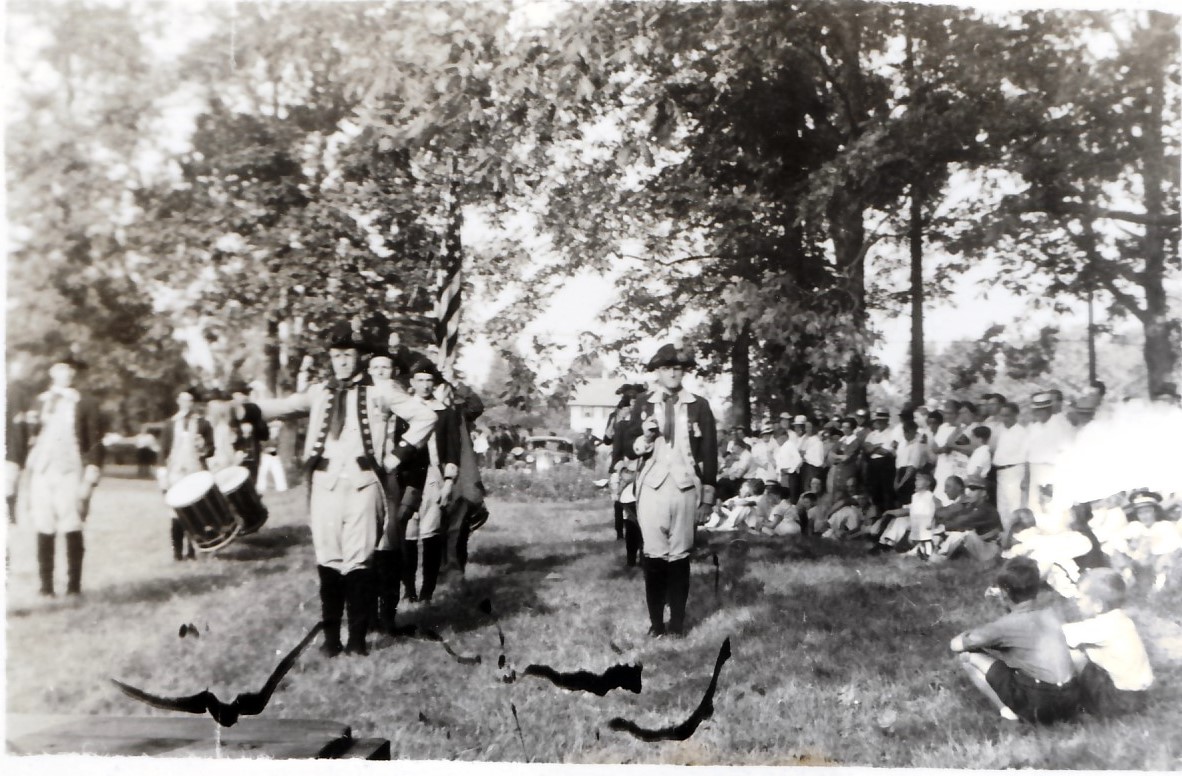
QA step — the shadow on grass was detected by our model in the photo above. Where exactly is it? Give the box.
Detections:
[95,564,289,609]
[213,526,309,562]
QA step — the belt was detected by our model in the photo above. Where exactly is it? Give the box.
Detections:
[310,456,376,472]
[994,463,1022,470]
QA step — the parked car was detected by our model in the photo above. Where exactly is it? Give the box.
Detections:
[508,436,576,472]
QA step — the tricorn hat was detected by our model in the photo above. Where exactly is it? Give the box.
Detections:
[645,343,696,371]
[324,321,366,351]
[407,356,441,381]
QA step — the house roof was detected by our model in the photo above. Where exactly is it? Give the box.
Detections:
[568,377,632,408]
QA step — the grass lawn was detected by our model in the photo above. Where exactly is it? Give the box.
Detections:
[6,475,1182,767]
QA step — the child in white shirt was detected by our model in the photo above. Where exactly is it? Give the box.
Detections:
[966,426,993,479]
[878,471,938,555]
[1062,568,1153,717]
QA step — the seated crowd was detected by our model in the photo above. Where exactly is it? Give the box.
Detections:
[697,386,1180,725]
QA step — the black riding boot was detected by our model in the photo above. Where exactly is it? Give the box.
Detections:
[666,558,691,636]
[65,531,84,595]
[317,566,345,657]
[419,535,445,602]
[37,532,55,596]
[456,516,472,573]
[400,538,419,602]
[613,501,625,540]
[642,558,668,635]
[373,550,400,635]
[171,518,186,560]
[343,568,374,656]
[623,514,642,567]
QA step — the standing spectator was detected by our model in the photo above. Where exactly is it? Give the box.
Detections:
[966,426,993,480]
[798,417,827,493]
[576,427,599,469]
[892,420,925,507]
[256,420,288,494]
[158,388,215,561]
[992,401,1028,532]
[621,343,717,638]
[21,356,104,596]
[863,409,897,512]
[773,425,803,502]
[1024,390,1076,530]
[749,422,777,483]
[827,417,862,496]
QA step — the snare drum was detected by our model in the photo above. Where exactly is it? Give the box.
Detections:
[214,466,269,535]
[165,471,240,552]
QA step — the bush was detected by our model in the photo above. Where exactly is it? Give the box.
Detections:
[481,464,607,501]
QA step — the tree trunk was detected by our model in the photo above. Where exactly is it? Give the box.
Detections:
[909,182,925,408]
[830,196,868,411]
[264,317,281,396]
[1138,13,1178,393]
[731,326,752,433]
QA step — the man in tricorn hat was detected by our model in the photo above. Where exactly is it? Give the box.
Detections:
[20,355,104,596]
[257,321,436,656]
[620,343,717,637]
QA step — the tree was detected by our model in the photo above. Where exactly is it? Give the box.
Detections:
[950,10,1180,394]
[6,1,194,429]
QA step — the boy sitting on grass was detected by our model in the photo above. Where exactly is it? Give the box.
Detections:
[950,557,1080,724]
[1061,568,1153,718]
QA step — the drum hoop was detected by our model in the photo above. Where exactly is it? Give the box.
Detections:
[193,521,241,552]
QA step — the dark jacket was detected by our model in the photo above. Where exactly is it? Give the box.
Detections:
[21,389,105,468]
[618,389,717,489]
[231,402,269,461]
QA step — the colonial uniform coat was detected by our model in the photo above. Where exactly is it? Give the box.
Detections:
[402,401,462,543]
[25,387,104,535]
[159,412,215,488]
[258,375,435,574]
[622,386,718,562]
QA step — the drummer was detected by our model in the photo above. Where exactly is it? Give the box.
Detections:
[158,387,215,561]
[258,321,436,657]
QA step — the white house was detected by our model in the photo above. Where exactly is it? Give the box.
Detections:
[567,377,624,435]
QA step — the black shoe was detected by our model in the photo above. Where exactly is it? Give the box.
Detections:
[320,639,343,658]
[343,640,369,657]
[647,624,666,638]
[406,593,419,604]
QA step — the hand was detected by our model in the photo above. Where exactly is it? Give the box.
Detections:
[233,450,247,465]
[300,355,314,372]
[697,503,714,523]
[439,477,455,505]
[642,417,659,442]
[77,495,92,522]
[383,453,400,472]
